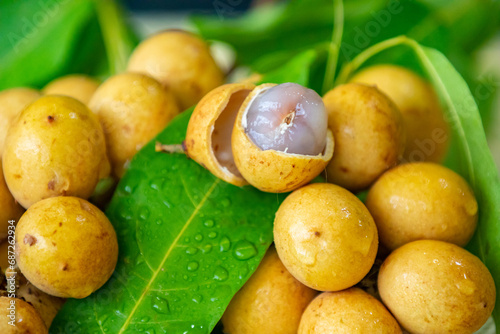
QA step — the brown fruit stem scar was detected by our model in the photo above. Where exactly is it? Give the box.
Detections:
[279,110,295,135]
[155,142,186,154]
[284,110,295,125]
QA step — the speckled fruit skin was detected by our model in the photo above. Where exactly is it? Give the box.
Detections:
[366,162,478,250]
[127,30,225,110]
[0,297,47,333]
[274,183,378,291]
[3,95,110,209]
[89,72,179,178]
[0,160,24,240]
[43,74,100,105]
[0,87,41,156]
[15,196,118,299]
[232,84,334,193]
[323,83,405,191]
[222,246,317,334]
[185,83,255,186]
[298,288,402,334]
[350,64,449,163]
[378,240,496,334]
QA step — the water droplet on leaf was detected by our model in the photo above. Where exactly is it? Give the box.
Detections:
[202,244,212,254]
[213,266,229,281]
[203,220,214,228]
[233,240,258,260]
[221,198,231,207]
[192,294,203,304]
[187,261,199,271]
[151,295,170,314]
[220,236,231,252]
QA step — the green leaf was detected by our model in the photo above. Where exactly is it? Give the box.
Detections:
[259,48,323,89]
[93,0,138,75]
[0,0,138,90]
[193,0,499,74]
[0,0,96,89]
[50,109,286,333]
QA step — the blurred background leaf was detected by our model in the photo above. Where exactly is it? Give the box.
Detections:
[0,0,138,90]
[193,0,500,129]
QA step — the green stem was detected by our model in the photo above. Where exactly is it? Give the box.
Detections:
[322,0,344,94]
[94,0,135,75]
[335,35,410,85]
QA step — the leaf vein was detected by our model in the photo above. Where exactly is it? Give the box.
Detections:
[117,179,220,333]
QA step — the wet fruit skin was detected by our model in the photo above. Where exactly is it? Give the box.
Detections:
[43,74,100,105]
[89,72,179,178]
[350,64,449,163]
[298,288,402,334]
[0,297,48,333]
[0,160,24,241]
[323,83,405,192]
[274,183,378,291]
[127,30,225,110]
[2,95,110,208]
[232,83,334,193]
[15,196,118,299]
[378,240,496,334]
[222,246,317,334]
[366,162,478,250]
[0,87,41,156]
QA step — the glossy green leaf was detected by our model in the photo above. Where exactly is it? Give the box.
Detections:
[50,109,286,333]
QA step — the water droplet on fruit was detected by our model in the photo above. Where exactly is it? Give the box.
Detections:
[140,316,150,322]
[208,232,217,239]
[194,234,203,242]
[155,219,163,225]
[456,278,476,296]
[187,261,199,271]
[186,247,198,255]
[151,295,170,314]
[145,328,156,334]
[213,266,229,281]
[220,236,231,252]
[233,240,258,260]
[203,220,214,228]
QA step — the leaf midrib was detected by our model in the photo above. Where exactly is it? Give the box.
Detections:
[117,179,220,333]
